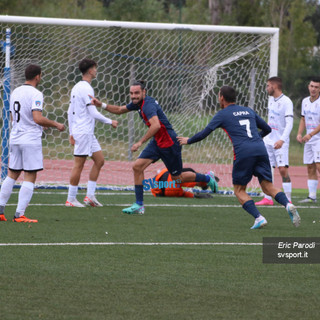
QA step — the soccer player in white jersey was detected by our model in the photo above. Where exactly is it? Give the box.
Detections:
[256,77,294,206]
[297,78,320,203]
[66,59,118,207]
[0,64,65,223]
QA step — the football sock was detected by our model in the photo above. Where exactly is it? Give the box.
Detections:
[308,179,318,199]
[135,185,144,206]
[242,200,261,219]
[274,191,289,207]
[195,173,210,183]
[16,181,34,217]
[67,185,78,201]
[87,180,96,197]
[282,182,292,201]
[0,176,16,207]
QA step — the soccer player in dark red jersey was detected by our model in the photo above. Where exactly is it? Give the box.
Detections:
[90,81,218,214]
[178,86,300,229]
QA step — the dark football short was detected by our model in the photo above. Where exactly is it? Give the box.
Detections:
[232,154,272,185]
[139,138,182,176]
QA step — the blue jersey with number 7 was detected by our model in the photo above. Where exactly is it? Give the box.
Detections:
[188,104,271,160]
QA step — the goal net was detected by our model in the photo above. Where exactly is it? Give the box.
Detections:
[0,16,279,191]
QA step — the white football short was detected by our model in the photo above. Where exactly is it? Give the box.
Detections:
[265,143,289,168]
[73,134,101,157]
[9,144,43,171]
[303,141,320,164]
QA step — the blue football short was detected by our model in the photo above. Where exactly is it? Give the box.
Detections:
[139,138,182,176]
[232,154,272,185]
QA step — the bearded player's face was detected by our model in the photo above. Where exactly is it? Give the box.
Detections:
[130,85,146,104]
[266,81,274,96]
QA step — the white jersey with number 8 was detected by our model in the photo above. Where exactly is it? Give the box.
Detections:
[9,84,44,145]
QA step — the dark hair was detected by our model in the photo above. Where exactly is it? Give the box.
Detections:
[25,64,41,80]
[220,86,236,103]
[267,76,282,90]
[131,80,146,90]
[310,77,320,83]
[79,58,97,74]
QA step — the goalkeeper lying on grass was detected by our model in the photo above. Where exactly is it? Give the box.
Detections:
[150,168,219,198]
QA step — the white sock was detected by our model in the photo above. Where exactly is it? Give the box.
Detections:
[256,215,265,222]
[264,195,272,201]
[15,181,34,217]
[67,185,78,201]
[0,176,16,206]
[87,180,96,197]
[308,179,318,199]
[283,182,292,201]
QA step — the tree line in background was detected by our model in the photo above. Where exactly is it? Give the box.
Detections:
[0,0,319,112]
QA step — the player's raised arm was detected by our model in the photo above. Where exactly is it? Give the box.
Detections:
[89,95,129,114]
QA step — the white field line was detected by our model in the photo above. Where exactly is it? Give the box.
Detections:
[0,242,262,247]
[4,203,240,207]
[3,203,318,209]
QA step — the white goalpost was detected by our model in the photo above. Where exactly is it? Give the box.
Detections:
[0,15,279,191]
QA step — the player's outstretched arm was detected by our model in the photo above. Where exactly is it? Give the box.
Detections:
[177,137,189,145]
[89,95,129,115]
[33,111,65,131]
[179,126,213,146]
[111,120,118,128]
[87,105,118,128]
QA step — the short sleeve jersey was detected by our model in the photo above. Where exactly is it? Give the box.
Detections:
[126,96,176,148]
[9,84,44,145]
[301,96,320,143]
[263,94,293,145]
[206,104,269,160]
[69,80,95,135]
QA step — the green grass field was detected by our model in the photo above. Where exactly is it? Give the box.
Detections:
[0,189,319,320]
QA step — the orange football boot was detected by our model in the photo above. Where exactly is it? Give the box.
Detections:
[13,215,38,223]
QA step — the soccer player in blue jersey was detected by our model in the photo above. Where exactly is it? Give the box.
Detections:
[90,80,218,214]
[178,86,301,229]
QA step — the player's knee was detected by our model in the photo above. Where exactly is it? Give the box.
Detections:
[74,162,85,171]
[233,189,240,197]
[132,162,143,173]
[307,164,317,177]
[278,167,288,178]
[95,158,105,169]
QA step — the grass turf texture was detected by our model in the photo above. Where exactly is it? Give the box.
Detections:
[0,190,319,320]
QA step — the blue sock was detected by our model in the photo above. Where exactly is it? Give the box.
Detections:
[135,185,143,206]
[195,173,210,183]
[275,192,289,207]
[242,200,261,219]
